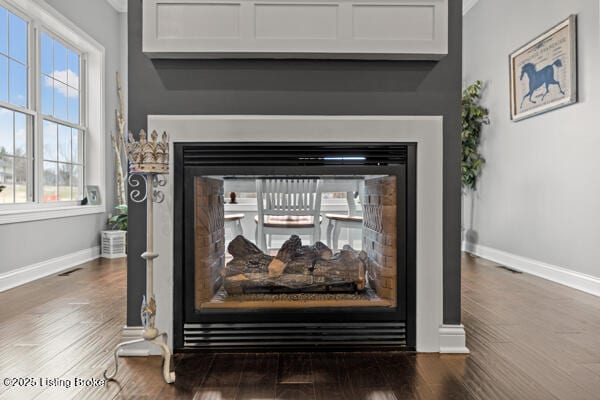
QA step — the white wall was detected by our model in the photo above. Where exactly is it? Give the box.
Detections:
[0,0,125,276]
[463,0,600,280]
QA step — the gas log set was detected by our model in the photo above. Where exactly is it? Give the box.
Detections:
[223,235,369,295]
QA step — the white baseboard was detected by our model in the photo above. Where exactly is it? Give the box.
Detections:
[0,246,100,292]
[439,324,469,353]
[463,242,600,297]
[118,326,162,356]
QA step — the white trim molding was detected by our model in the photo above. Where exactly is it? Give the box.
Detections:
[0,205,104,225]
[0,246,100,292]
[106,0,127,13]
[118,326,161,356]
[148,115,446,352]
[439,324,469,353]
[463,0,480,15]
[463,242,600,297]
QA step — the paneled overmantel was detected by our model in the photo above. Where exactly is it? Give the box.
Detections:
[142,0,448,59]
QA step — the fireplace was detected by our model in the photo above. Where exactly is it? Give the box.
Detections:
[174,143,416,350]
[146,115,465,354]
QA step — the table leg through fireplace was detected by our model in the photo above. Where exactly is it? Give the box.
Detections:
[103,169,176,384]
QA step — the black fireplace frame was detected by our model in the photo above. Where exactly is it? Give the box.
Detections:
[173,143,417,351]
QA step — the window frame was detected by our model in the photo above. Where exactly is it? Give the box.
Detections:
[0,0,105,224]
[37,29,86,205]
[0,2,34,204]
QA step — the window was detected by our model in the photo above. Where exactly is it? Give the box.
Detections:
[0,108,28,203]
[42,121,83,201]
[0,6,30,204]
[0,0,104,216]
[39,33,84,202]
[40,33,79,124]
[0,6,28,107]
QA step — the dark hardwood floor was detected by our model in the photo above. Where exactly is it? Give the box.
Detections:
[1,254,599,399]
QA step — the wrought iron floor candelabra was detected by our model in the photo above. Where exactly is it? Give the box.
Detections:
[103,172,175,384]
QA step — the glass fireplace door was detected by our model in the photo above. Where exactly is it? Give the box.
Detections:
[193,174,398,311]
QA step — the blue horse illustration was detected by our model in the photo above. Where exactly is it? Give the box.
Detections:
[520,59,565,108]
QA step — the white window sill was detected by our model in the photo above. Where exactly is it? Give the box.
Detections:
[0,204,105,225]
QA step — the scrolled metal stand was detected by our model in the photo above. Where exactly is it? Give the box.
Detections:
[103,172,175,384]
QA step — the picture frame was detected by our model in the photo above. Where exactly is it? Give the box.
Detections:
[509,15,577,121]
[85,185,101,205]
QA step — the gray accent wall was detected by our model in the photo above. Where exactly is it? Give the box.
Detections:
[463,0,600,278]
[0,0,123,275]
[127,0,463,325]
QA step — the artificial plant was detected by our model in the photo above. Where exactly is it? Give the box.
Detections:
[461,80,490,190]
[108,204,128,230]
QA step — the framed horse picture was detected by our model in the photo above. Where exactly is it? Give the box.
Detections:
[509,15,577,121]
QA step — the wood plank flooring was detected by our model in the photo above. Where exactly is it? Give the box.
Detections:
[0,254,599,399]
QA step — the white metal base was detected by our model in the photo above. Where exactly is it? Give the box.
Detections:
[118,326,162,356]
[104,331,175,383]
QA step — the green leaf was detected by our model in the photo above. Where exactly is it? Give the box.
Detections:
[461,80,489,190]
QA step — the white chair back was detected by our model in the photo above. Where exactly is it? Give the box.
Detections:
[255,178,323,251]
[256,178,322,220]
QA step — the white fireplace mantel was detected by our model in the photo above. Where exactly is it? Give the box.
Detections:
[126,115,467,355]
[142,0,448,60]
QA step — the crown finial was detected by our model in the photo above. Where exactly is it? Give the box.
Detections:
[126,129,169,174]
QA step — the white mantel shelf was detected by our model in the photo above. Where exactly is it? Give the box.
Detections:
[142,0,448,60]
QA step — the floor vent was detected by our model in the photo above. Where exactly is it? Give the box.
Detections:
[58,268,82,276]
[498,265,522,274]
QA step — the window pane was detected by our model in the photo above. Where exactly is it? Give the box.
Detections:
[67,87,79,124]
[41,74,53,115]
[0,107,13,155]
[0,154,13,203]
[8,12,26,64]
[72,129,83,164]
[67,49,79,89]
[43,120,57,160]
[0,56,6,102]
[0,153,15,203]
[43,161,57,202]
[72,164,83,200]
[58,124,70,162]
[0,7,7,56]
[9,59,26,107]
[13,110,25,156]
[58,162,70,200]
[41,33,53,75]
[53,80,67,120]
[13,156,26,203]
[53,40,67,83]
